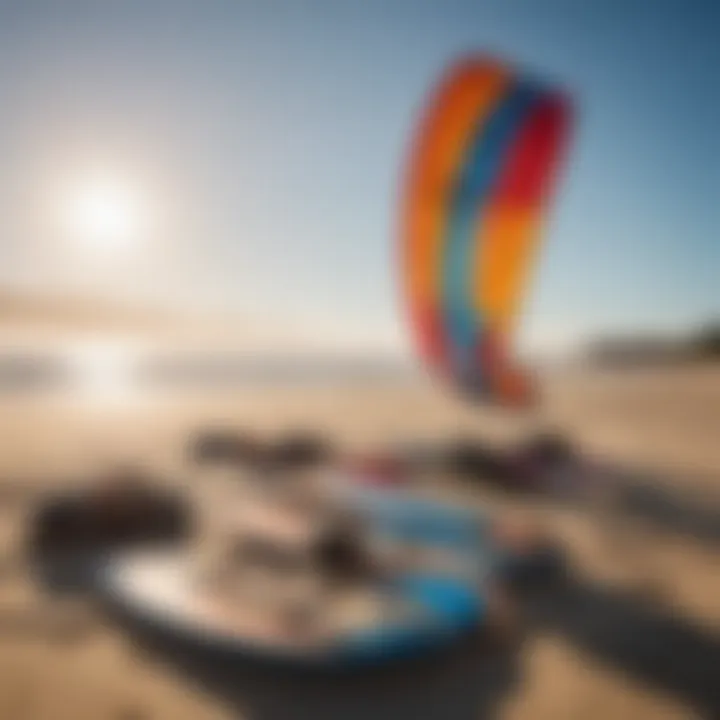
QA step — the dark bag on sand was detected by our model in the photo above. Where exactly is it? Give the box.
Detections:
[28,477,192,557]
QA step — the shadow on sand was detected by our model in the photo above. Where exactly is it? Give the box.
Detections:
[523,572,720,719]
[108,611,521,720]
[605,468,720,546]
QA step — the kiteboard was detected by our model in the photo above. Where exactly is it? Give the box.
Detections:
[97,477,527,667]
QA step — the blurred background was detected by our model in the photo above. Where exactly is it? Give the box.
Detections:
[0,1,718,719]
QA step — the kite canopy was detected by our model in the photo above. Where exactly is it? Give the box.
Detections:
[401,55,573,407]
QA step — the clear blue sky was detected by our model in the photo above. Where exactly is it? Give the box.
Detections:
[0,0,717,354]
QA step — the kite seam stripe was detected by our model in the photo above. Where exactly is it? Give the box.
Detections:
[441,81,542,384]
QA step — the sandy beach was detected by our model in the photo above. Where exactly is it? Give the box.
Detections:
[0,364,718,719]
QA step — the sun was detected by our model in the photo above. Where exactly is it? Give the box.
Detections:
[64,176,145,251]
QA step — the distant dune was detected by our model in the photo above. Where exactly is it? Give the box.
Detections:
[585,323,720,367]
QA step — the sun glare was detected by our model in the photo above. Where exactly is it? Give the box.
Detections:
[64,177,145,251]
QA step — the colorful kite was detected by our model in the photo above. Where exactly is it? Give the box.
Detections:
[400,55,573,406]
